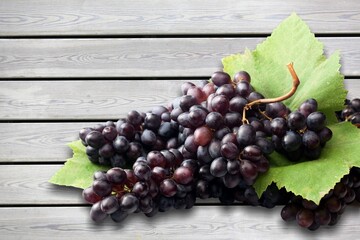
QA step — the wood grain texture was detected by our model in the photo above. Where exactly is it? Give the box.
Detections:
[0,123,93,162]
[0,165,84,204]
[0,38,359,78]
[0,80,190,120]
[1,0,360,36]
[0,206,359,240]
[0,79,358,120]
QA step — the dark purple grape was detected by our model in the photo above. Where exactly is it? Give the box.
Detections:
[173,166,194,185]
[101,196,120,214]
[282,131,302,152]
[229,96,248,113]
[194,126,213,146]
[270,117,287,137]
[209,139,221,159]
[227,159,241,175]
[132,182,149,198]
[302,130,320,149]
[210,157,228,177]
[349,98,360,112]
[141,129,157,146]
[326,196,342,213]
[281,203,300,221]
[224,112,242,128]
[92,180,112,197]
[99,143,115,158]
[197,145,212,164]
[113,136,129,154]
[299,99,318,118]
[237,124,256,146]
[255,137,274,155]
[144,113,161,130]
[82,187,102,204]
[118,122,135,140]
[205,112,224,130]
[79,128,92,142]
[119,193,139,213]
[221,142,239,160]
[216,84,235,99]
[196,179,210,199]
[242,145,262,162]
[307,112,326,131]
[181,82,196,95]
[236,80,251,98]
[211,95,230,115]
[90,202,108,222]
[160,179,177,197]
[287,111,306,131]
[106,167,126,185]
[133,163,151,181]
[233,71,251,83]
[222,173,241,188]
[211,71,231,87]
[266,102,288,118]
[126,142,142,161]
[240,160,258,182]
[127,110,143,126]
[85,131,105,148]
[188,109,207,127]
[199,165,215,181]
[179,95,197,111]
[296,209,314,228]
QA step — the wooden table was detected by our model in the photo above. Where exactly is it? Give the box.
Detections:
[0,1,359,239]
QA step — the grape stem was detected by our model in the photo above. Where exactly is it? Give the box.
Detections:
[242,62,300,124]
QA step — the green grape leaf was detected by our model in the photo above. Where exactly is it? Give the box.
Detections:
[49,140,109,189]
[223,13,356,203]
[222,13,347,123]
[253,122,360,204]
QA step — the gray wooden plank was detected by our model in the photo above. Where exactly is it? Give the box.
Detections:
[0,165,84,204]
[0,79,358,120]
[1,0,360,36]
[0,206,359,240]
[0,123,92,162]
[0,38,359,78]
[0,80,189,120]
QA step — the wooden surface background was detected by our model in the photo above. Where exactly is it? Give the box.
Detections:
[0,1,359,239]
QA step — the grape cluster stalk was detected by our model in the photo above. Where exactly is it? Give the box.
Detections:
[78,64,358,230]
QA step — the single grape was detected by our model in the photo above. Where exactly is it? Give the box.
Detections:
[240,160,258,182]
[133,163,151,181]
[118,122,135,140]
[132,181,149,198]
[90,202,108,222]
[302,130,320,150]
[237,124,256,146]
[270,118,287,137]
[193,126,213,146]
[113,136,129,154]
[211,95,230,115]
[82,187,102,204]
[141,129,157,146]
[211,71,231,87]
[241,145,262,162]
[205,112,224,130]
[85,131,105,148]
[306,112,326,131]
[110,209,129,223]
[298,99,317,118]
[210,157,228,177]
[173,166,194,185]
[101,195,120,214]
[233,71,251,83]
[282,131,302,152]
[229,96,248,113]
[106,168,127,185]
[222,173,241,188]
[266,102,288,118]
[296,209,314,228]
[181,82,196,95]
[216,84,236,99]
[236,80,251,98]
[119,193,139,213]
[160,179,177,197]
[92,180,112,197]
[144,113,161,130]
[287,111,306,131]
[220,142,239,160]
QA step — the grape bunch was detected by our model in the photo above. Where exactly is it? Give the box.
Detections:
[78,65,347,230]
[280,167,360,230]
[337,98,360,127]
